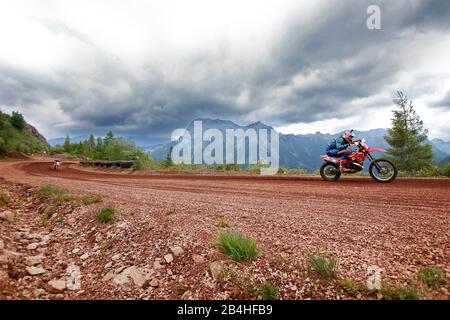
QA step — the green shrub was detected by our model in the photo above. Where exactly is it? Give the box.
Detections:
[215,230,259,262]
[39,185,74,204]
[307,254,338,278]
[286,168,309,175]
[10,111,26,130]
[277,167,286,174]
[415,165,443,177]
[40,185,67,196]
[132,158,157,170]
[245,161,269,174]
[0,137,6,154]
[82,195,102,205]
[259,282,278,300]
[224,164,240,171]
[440,163,450,177]
[96,207,115,223]
[419,267,446,288]
[397,164,450,177]
[381,284,418,300]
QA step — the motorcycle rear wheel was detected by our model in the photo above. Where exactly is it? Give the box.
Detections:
[320,162,341,181]
[369,158,397,183]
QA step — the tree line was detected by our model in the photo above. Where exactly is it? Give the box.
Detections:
[52,131,151,162]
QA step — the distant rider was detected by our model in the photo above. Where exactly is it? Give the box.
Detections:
[53,160,61,171]
[326,131,355,169]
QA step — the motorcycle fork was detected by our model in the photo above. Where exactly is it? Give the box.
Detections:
[366,152,381,171]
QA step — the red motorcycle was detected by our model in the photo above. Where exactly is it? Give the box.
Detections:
[320,135,397,183]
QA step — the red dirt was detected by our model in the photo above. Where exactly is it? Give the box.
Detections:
[0,159,449,300]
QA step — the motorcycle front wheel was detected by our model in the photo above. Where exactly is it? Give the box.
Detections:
[320,162,341,181]
[369,158,397,183]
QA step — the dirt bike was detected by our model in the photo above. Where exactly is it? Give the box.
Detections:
[53,160,61,172]
[320,136,397,183]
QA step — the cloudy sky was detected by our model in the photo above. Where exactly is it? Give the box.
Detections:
[1,0,450,143]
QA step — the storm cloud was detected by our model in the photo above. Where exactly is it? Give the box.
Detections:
[0,0,450,142]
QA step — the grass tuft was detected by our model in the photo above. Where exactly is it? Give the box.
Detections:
[259,282,279,300]
[40,185,67,196]
[82,195,102,205]
[215,229,259,262]
[339,278,363,296]
[96,206,115,223]
[419,267,446,288]
[40,184,75,204]
[381,283,419,300]
[307,254,338,278]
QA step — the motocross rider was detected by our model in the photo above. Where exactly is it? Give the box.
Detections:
[326,131,355,169]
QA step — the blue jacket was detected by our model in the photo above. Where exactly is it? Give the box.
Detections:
[327,137,349,151]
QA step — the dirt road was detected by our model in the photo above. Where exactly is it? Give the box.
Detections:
[1,159,449,299]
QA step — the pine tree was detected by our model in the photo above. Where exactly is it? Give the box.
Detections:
[384,91,433,173]
[105,131,114,145]
[162,147,173,167]
[63,135,71,153]
[86,134,96,156]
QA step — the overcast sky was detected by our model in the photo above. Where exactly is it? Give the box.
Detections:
[1,0,450,142]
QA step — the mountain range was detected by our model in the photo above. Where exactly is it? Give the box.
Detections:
[144,118,450,171]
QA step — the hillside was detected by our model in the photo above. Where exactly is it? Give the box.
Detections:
[0,112,49,155]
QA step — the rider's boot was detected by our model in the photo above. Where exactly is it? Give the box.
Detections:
[339,160,350,172]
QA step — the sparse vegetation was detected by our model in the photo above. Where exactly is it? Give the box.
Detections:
[40,185,67,196]
[307,254,338,278]
[395,164,450,177]
[82,195,102,205]
[419,267,446,288]
[172,282,188,296]
[273,253,293,272]
[215,229,259,262]
[277,167,310,175]
[216,217,230,228]
[216,163,240,171]
[40,211,52,228]
[212,265,258,298]
[96,206,115,223]
[100,239,114,251]
[40,184,75,204]
[339,278,363,296]
[381,283,419,300]
[259,282,279,300]
[246,161,269,174]
[223,270,258,299]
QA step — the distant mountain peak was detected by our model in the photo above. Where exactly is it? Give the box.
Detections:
[246,120,273,130]
[186,118,273,131]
